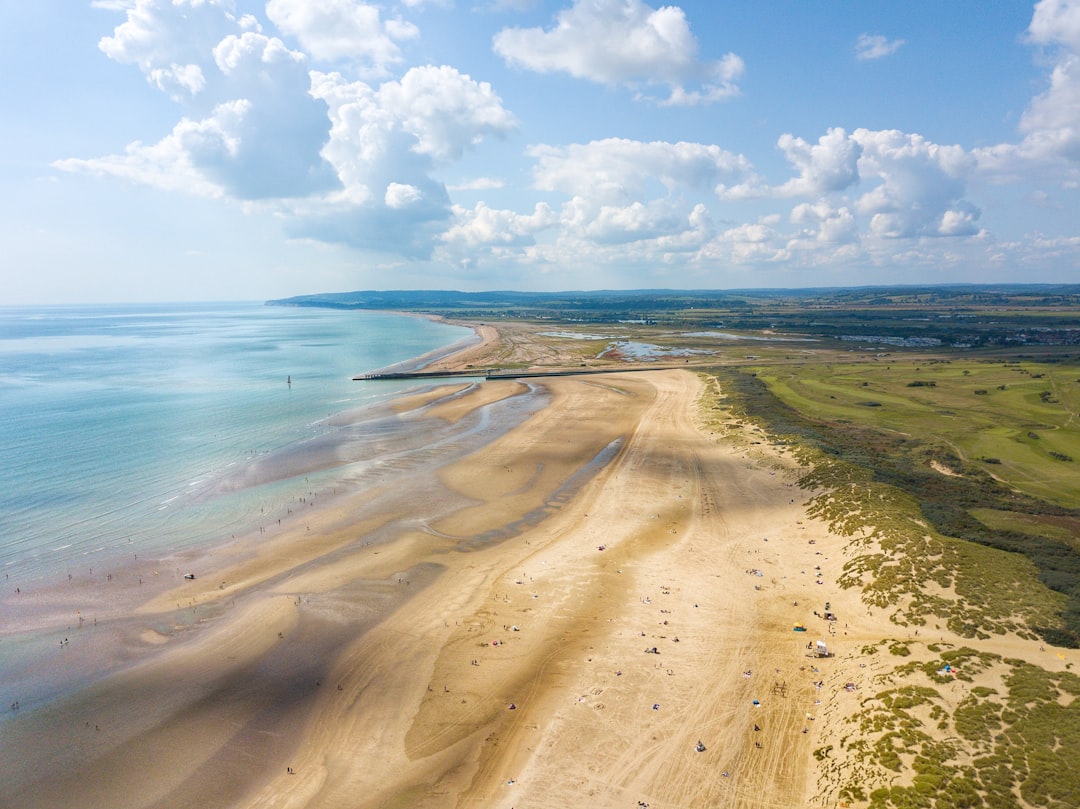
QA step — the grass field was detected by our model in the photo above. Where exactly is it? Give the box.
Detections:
[701,359,1080,808]
[751,358,1080,508]
[705,356,1080,646]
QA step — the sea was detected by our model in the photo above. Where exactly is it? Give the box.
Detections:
[0,301,474,587]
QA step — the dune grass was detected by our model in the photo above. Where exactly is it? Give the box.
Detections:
[703,360,1080,645]
[830,646,1080,809]
[698,366,1080,808]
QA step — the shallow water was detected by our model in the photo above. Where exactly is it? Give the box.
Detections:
[0,302,473,584]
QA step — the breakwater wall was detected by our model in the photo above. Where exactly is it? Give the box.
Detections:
[354,366,669,382]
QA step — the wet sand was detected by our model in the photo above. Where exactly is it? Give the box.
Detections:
[0,323,981,808]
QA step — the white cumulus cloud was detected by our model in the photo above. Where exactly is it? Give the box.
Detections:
[976,0,1080,182]
[376,65,518,162]
[579,200,685,244]
[776,129,863,197]
[493,0,744,105]
[53,98,269,199]
[1028,0,1080,50]
[853,129,980,238]
[385,182,423,208]
[98,0,237,92]
[721,128,862,200]
[530,138,753,202]
[288,66,516,255]
[442,202,557,249]
[148,63,206,99]
[266,0,418,73]
[791,201,859,244]
[63,27,340,201]
[60,0,519,258]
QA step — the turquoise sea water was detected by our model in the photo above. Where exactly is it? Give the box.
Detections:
[0,302,471,584]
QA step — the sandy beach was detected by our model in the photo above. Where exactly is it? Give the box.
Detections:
[2,322,1065,808]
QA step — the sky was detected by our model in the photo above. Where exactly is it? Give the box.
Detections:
[3,0,1080,303]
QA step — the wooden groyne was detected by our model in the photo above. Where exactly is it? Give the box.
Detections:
[353,366,672,382]
[353,369,481,381]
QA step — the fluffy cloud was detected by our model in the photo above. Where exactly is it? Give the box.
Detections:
[439,137,748,269]
[1015,8,1080,167]
[760,129,868,200]
[853,129,980,238]
[976,0,1080,181]
[148,63,207,99]
[435,135,751,271]
[61,29,339,200]
[385,182,423,208]
[530,138,753,202]
[776,129,863,197]
[575,200,686,244]
[98,0,241,96]
[493,0,744,105]
[59,0,1080,286]
[1028,0,1080,49]
[698,218,788,265]
[507,127,969,270]
[441,202,557,249]
[376,65,518,162]
[721,128,861,200]
[311,66,516,200]
[53,114,227,198]
[266,0,418,74]
[60,0,517,257]
[723,125,980,240]
[287,67,516,254]
[854,33,906,61]
[791,201,859,244]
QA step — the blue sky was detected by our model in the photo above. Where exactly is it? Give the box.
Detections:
[3,0,1080,303]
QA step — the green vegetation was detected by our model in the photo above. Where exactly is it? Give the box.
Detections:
[289,284,1080,806]
[697,340,1080,807]
[971,509,1080,550]
[837,649,1080,809]
[745,359,1080,506]
[271,284,1080,349]
[706,360,1080,646]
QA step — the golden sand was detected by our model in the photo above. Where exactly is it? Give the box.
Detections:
[5,321,1061,808]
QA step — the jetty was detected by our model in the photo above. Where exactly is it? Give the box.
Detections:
[354,365,676,382]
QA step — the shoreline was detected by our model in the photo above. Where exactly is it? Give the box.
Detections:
[352,311,497,377]
[4,316,1066,808]
[0,310,839,808]
[0,314,492,630]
